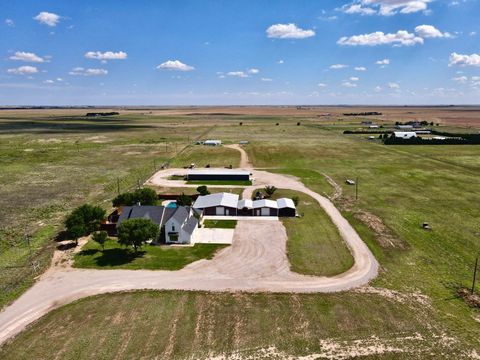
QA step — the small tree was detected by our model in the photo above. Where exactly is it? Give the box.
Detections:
[117,218,159,254]
[65,204,105,243]
[297,122,301,126]
[92,231,108,251]
[112,192,134,207]
[264,185,277,198]
[132,188,157,205]
[176,193,192,206]
[239,122,243,126]
[196,185,210,196]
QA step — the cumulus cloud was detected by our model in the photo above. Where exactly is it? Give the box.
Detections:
[350,76,360,81]
[342,81,358,87]
[277,59,284,64]
[318,83,328,87]
[388,82,400,89]
[452,76,468,83]
[5,19,14,27]
[449,52,480,67]
[248,68,259,74]
[43,79,54,84]
[415,25,452,38]
[266,23,315,39]
[7,65,38,75]
[226,71,249,78]
[9,51,46,63]
[85,51,127,61]
[261,77,273,81]
[338,30,423,46]
[69,67,108,76]
[376,58,390,65]
[341,0,432,16]
[330,64,348,69]
[156,60,194,71]
[355,66,367,71]
[34,12,60,27]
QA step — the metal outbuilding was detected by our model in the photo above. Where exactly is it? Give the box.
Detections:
[186,168,251,182]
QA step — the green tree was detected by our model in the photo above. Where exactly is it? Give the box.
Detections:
[92,231,108,251]
[65,204,105,243]
[176,193,192,206]
[112,192,134,207]
[117,218,159,254]
[112,188,157,207]
[196,185,210,196]
[264,185,277,198]
[292,196,299,207]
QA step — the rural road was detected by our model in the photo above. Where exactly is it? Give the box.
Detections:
[0,145,378,346]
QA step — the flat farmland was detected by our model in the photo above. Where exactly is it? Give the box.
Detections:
[0,108,479,358]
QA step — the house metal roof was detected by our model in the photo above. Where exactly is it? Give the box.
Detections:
[193,192,239,209]
[187,168,250,176]
[237,199,253,209]
[277,198,296,209]
[117,206,169,227]
[252,199,279,209]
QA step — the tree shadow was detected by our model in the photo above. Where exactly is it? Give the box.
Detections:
[94,248,146,266]
[56,242,77,251]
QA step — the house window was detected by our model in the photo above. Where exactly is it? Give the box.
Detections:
[172,225,175,231]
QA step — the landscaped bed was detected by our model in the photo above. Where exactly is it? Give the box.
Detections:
[73,238,226,270]
[203,220,237,229]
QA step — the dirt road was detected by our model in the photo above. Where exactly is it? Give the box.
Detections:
[0,147,378,346]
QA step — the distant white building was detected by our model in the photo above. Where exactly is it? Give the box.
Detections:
[394,131,417,139]
[204,140,222,146]
[396,125,413,130]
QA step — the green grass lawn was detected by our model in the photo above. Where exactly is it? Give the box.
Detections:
[73,238,226,270]
[203,219,237,229]
[0,290,468,360]
[186,180,252,186]
[253,188,354,276]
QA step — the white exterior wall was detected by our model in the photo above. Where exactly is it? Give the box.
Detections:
[165,217,192,244]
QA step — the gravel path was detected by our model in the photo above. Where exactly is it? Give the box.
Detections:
[0,148,378,346]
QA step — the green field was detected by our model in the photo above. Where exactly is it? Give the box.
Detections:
[203,219,238,229]
[73,238,226,270]
[1,111,480,357]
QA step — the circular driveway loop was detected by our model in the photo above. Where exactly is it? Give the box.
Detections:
[0,147,378,345]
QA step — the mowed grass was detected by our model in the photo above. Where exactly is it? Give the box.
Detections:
[73,238,226,270]
[279,189,353,276]
[0,290,467,360]
[203,220,237,229]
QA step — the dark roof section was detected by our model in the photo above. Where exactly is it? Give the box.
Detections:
[116,206,200,231]
[184,216,198,235]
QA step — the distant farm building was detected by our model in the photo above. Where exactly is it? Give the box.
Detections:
[204,139,222,146]
[394,131,417,139]
[239,140,249,145]
[396,125,414,130]
[186,169,251,182]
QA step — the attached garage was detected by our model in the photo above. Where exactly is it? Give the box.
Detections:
[253,199,278,216]
[277,198,296,217]
[193,192,239,216]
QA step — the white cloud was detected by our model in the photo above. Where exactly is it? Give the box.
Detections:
[452,76,468,83]
[376,58,390,65]
[355,66,367,71]
[350,76,360,81]
[156,60,194,71]
[85,51,127,60]
[277,59,284,64]
[5,19,14,27]
[56,77,63,82]
[43,79,54,84]
[261,77,273,82]
[470,31,477,37]
[449,52,480,67]
[318,83,328,87]
[69,67,108,76]
[330,64,348,69]
[374,85,382,92]
[9,51,46,63]
[226,71,249,78]
[7,65,38,75]
[248,68,259,74]
[266,23,315,39]
[471,76,480,81]
[338,30,423,46]
[388,82,400,89]
[342,81,357,87]
[341,1,432,16]
[33,12,60,27]
[415,25,452,38]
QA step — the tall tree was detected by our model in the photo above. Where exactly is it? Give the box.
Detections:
[117,218,159,254]
[65,204,105,243]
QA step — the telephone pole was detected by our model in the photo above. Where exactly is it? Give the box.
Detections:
[355,177,358,201]
[472,257,478,295]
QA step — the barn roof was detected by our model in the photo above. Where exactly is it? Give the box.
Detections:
[237,199,253,209]
[252,199,278,209]
[187,168,250,176]
[193,192,239,209]
[277,198,296,209]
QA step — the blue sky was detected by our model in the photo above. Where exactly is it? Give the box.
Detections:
[1,0,479,105]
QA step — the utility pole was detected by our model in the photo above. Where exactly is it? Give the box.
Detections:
[153,159,156,172]
[355,177,358,201]
[472,257,478,295]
